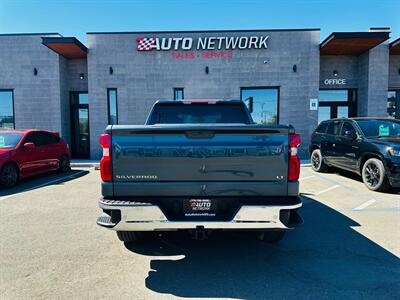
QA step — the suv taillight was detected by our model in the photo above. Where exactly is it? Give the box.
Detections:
[288,133,301,181]
[99,134,112,182]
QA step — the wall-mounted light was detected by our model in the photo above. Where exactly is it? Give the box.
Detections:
[205,66,209,74]
[79,73,85,80]
[293,64,297,73]
[33,68,38,76]
[109,67,113,75]
[333,70,338,77]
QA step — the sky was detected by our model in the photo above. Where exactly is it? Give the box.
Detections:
[0,0,399,45]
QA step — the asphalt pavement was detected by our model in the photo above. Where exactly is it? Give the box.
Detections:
[0,167,399,299]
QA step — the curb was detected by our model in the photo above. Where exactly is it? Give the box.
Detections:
[71,163,99,168]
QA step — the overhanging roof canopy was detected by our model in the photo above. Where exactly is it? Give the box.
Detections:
[42,37,87,59]
[320,31,389,55]
[390,38,400,55]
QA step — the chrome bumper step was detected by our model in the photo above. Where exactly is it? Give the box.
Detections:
[97,198,302,231]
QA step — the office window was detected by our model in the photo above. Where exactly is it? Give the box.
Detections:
[174,88,184,100]
[0,90,14,129]
[387,90,399,119]
[241,87,279,124]
[107,89,118,125]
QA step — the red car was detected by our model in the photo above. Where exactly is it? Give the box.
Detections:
[0,129,71,188]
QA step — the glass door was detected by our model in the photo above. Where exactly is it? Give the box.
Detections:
[318,89,357,123]
[70,92,90,158]
[387,90,399,119]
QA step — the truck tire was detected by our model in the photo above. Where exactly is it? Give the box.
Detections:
[0,163,19,188]
[116,231,145,242]
[361,158,390,192]
[311,149,328,172]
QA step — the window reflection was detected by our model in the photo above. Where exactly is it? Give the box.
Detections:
[0,90,14,129]
[387,90,399,119]
[337,106,349,118]
[174,88,184,100]
[319,90,348,102]
[241,88,279,124]
[318,107,331,123]
[107,89,118,125]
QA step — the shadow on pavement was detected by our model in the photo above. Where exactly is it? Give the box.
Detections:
[329,167,400,195]
[125,195,400,299]
[0,169,89,197]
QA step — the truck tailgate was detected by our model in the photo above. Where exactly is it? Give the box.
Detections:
[109,125,290,196]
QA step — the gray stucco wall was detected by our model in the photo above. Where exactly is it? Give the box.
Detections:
[364,43,389,117]
[357,51,370,116]
[356,43,390,117]
[320,44,390,118]
[87,30,320,159]
[320,55,359,88]
[59,56,69,143]
[389,55,400,89]
[0,34,63,132]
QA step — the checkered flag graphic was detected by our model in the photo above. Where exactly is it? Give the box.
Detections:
[136,37,157,51]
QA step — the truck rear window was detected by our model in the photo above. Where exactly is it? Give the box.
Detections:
[147,103,252,125]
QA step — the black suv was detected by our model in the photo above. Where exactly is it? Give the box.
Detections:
[310,118,400,191]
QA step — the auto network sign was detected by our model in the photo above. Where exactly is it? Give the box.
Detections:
[136,35,269,59]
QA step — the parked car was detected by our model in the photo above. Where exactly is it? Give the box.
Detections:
[0,129,71,188]
[97,99,302,243]
[310,118,400,191]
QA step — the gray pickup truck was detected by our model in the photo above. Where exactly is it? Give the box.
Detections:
[97,99,302,243]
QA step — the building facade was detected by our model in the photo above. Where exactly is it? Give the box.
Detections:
[0,28,399,159]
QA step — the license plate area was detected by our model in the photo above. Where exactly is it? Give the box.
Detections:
[183,199,216,217]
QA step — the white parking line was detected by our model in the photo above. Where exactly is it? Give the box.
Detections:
[353,199,377,211]
[314,185,340,196]
[0,170,86,202]
[299,175,315,182]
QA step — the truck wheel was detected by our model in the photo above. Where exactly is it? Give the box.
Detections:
[0,163,19,188]
[311,149,328,172]
[116,231,145,242]
[362,158,390,192]
[257,231,286,243]
[58,155,70,173]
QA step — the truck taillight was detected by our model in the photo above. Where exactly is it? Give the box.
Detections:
[99,134,112,182]
[288,133,301,181]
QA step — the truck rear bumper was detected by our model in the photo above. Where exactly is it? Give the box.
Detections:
[97,198,303,231]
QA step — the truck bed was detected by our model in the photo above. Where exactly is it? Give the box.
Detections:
[102,124,298,198]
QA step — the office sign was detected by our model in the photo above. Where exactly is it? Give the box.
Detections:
[324,78,347,85]
[136,36,269,51]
